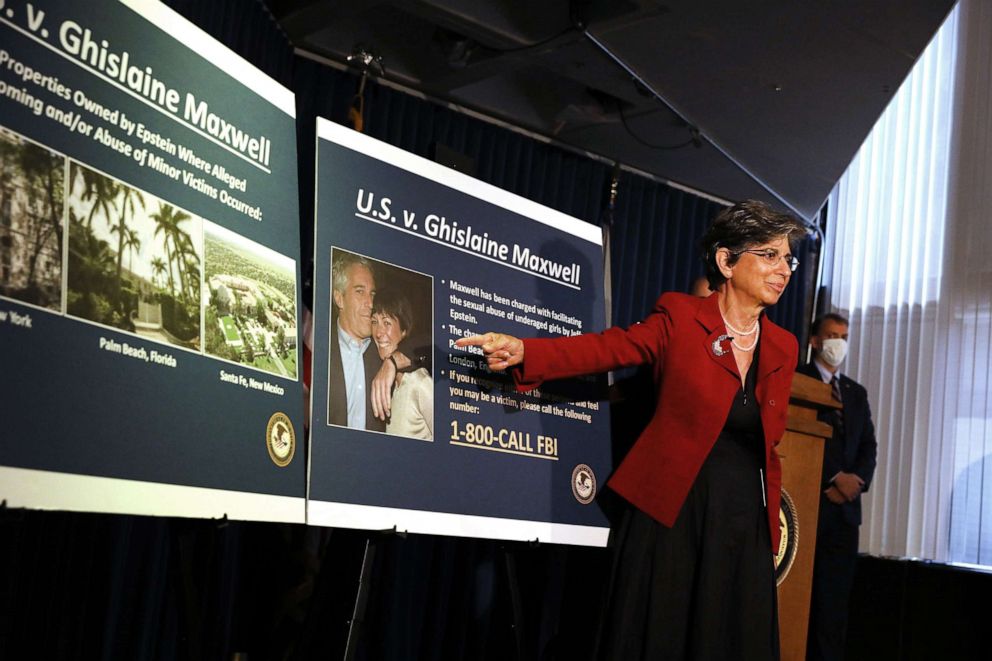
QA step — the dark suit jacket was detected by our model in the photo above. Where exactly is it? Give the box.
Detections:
[516,292,798,549]
[328,323,386,432]
[797,362,877,525]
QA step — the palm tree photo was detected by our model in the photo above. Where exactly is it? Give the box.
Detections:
[66,162,202,349]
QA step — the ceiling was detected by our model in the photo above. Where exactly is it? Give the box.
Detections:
[269,0,956,220]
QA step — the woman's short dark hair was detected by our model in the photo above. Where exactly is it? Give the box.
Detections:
[371,288,414,335]
[700,200,807,290]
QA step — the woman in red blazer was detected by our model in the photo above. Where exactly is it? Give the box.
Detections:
[458,200,806,660]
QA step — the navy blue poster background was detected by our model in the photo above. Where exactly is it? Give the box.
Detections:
[0,0,304,520]
[310,121,611,544]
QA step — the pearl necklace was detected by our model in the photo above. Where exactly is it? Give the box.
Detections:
[730,324,760,352]
[720,312,760,352]
[721,314,758,336]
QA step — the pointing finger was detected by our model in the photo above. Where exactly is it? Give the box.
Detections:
[455,334,489,348]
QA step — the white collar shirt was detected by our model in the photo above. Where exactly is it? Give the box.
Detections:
[338,322,371,429]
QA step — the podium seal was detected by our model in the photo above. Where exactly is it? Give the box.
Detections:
[774,488,799,585]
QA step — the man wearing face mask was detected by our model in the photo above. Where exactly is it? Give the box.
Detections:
[800,313,877,661]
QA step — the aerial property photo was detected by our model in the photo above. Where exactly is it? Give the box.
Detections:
[202,222,297,379]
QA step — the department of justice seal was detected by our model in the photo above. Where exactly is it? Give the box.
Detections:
[774,488,799,585]
[571,464,597,505]
[266,412,296,467]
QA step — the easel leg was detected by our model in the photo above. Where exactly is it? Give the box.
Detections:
[503,545,525,661]
[343,537,378,661]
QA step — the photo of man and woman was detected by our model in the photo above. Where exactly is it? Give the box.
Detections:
[327,247,433,441]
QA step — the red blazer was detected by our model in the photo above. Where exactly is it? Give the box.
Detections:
[516,292,798,549]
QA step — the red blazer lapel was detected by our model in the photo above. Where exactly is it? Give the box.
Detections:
[757,316,790,381]
[696,293,740,381]
[755,317,792,446]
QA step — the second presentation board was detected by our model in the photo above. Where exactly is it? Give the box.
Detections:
[308,118,612,546]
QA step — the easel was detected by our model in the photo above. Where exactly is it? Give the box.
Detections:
[342,527,402,661]
[340,529,534,661]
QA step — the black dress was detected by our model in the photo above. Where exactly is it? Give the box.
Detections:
[598,345,779,660]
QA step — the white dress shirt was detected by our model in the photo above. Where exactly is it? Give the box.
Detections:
[338,323,371,429]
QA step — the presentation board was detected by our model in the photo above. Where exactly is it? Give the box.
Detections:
[0,0,305,522]
[309,119,611,546]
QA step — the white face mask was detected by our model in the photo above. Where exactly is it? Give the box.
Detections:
[819,338,848,367]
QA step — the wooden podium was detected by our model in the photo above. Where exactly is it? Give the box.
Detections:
[775,372,841,660]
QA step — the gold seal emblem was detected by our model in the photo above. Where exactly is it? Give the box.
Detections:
[571,464,597,505]
[266,412,295,467]
[774,488,799,585]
